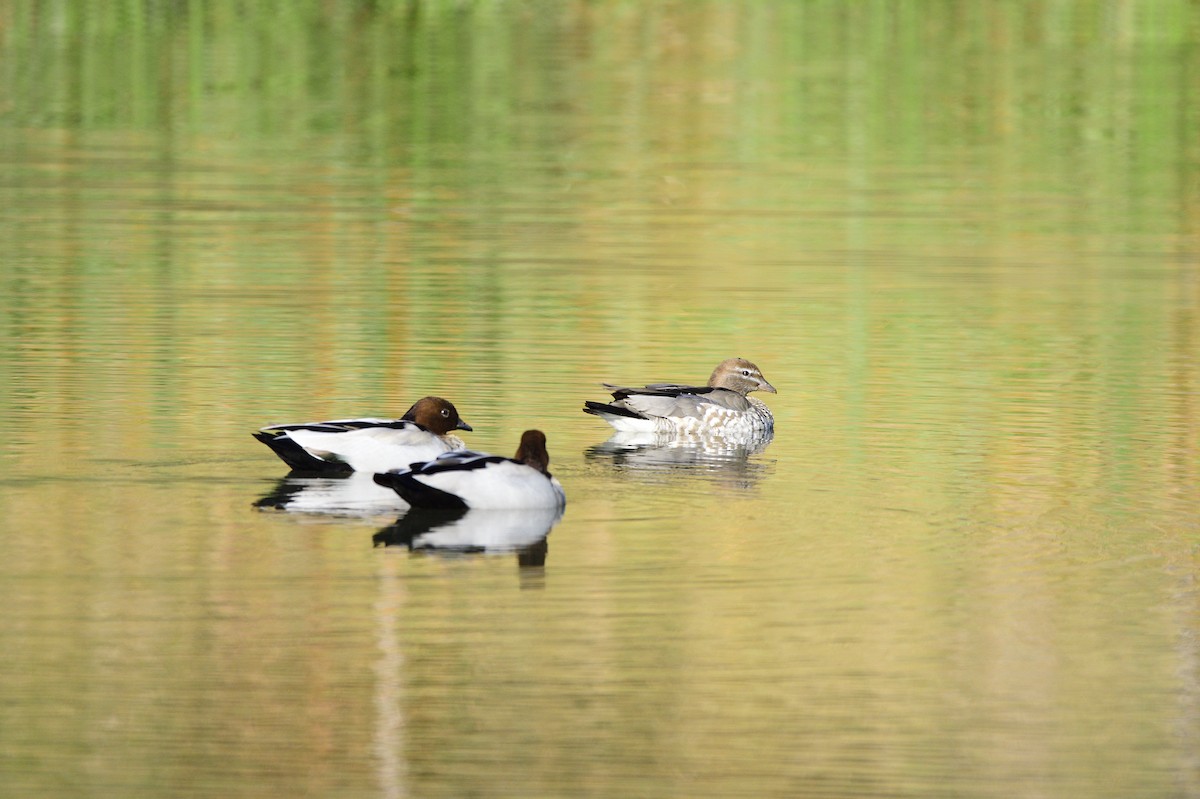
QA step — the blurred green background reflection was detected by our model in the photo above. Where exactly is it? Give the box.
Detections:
[1,3,1197,797]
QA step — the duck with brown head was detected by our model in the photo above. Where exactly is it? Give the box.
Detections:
[253,396,473,475]
[583,357,776,436]
[374,429,566,510]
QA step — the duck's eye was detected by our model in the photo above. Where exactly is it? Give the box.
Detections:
[441,408,451,417]
[741,369,751,376]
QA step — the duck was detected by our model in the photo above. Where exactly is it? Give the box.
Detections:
[583,357,776,436]
[373,430,566,510]
[253,396,472,475]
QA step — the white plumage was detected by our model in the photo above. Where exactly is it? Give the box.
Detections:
[282,423,461,473]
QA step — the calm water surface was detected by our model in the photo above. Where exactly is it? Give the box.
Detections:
[1,3,1198,797]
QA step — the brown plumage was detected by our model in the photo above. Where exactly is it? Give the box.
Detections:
[401,396,473,435]
[514,429,551,475]
[705,358,778,395]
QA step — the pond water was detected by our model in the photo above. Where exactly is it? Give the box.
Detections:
[1,3,1198,797]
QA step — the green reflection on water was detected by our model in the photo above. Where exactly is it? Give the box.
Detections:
[0,3,1198,798]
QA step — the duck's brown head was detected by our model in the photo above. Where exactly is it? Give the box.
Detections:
[401,396,473,436]
[707,358,776,396]
[514,429,551,475]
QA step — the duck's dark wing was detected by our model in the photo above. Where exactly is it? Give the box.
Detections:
[603,382,717,401]
[258,417,414,435]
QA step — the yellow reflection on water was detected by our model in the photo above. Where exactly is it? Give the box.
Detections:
[0,2,1197,797]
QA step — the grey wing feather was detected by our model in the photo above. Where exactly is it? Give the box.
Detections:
[619,389,749,420]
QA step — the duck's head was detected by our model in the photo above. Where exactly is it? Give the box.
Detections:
[402,396,473,435]
[708,358,776,396]
[514,429,551,474]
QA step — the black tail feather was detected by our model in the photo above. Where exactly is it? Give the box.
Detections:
[252,431,353,475]
[374,471,469,510]
[582,401,646,420]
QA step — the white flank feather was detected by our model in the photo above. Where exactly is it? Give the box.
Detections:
[286,425,461,473]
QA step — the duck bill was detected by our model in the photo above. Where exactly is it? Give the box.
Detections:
[456,419,474,432]
[759,381,777,394]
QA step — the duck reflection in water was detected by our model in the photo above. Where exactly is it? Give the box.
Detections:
[254,472,405,518]
[373,505,561,568]
[586,428,776,489]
